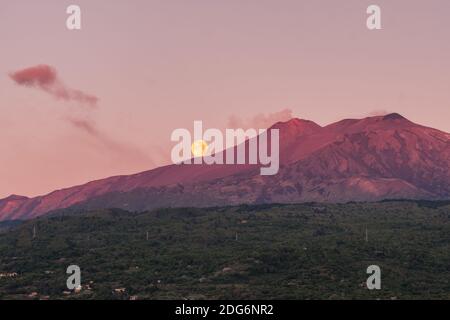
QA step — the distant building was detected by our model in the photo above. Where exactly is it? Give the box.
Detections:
[0,272,18,278]
[114,288,126,294]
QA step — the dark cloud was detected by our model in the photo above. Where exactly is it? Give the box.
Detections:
[9,65,98,107]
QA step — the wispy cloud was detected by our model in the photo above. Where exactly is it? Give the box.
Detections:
[9,64,98,108]
[368,109,390,117]
[227,108,293,129]
[67,117,154,166]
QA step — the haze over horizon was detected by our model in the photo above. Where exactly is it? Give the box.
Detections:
[1,0,450,198]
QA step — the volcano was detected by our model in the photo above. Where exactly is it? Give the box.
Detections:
[1,113,449,221]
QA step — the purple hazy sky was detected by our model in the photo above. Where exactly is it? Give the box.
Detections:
[1,0,449,198]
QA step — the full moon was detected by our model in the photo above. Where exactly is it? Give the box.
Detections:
[191,140,208,157]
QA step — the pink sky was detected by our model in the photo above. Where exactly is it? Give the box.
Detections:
[1,0,449,198]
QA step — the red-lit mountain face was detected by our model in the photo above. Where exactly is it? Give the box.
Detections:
[0,113,449,221]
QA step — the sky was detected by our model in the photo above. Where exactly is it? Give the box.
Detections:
[0,0,449,198]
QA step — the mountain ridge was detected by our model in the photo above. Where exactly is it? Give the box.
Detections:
[1,113,449,221]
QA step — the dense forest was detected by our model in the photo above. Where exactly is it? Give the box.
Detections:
[0,200,449,300]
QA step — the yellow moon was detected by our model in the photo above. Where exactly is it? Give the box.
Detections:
[191,140,209,157]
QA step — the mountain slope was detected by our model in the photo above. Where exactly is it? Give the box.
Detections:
[0,113,449,221]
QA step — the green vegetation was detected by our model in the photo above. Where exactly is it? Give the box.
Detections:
[0,201,449,300]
